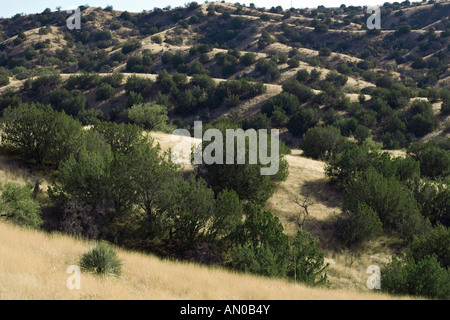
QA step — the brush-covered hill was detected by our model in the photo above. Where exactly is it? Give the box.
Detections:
[0,1,449,300]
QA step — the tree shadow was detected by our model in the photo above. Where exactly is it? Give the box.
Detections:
[299,179,342,209]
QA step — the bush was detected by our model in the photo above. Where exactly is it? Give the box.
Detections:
[122,39,142,54]
[241,52,256,66]
[287,58,300,68]
[282,80,314,102]
[100,73,124,88]
[80,243,122,277]
[382,256,450,299]
[96,83,116,101]
[296,69,309,83]
[125,75,153,97]
[66,73,100,91]
[301,125,351,160]
[287,108,319,136]
[126,103,169,131]
[0,182,42,228]
[337,202,383,247]
[408,143,450,178]
[409,224,450,269]
[318,47,332,57]
[343,167,427,239]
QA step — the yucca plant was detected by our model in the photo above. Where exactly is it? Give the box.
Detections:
[80,242,122,277]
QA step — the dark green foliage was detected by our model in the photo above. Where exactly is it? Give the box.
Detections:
[197,126,289,206]
[1,103,83,166]
[241,52,256,66]
[314,23,329,33]
[96,83,116,101]
[0,182,42,228]
[80,243,122,277]
[100,73,124,88]
[408,142,450,178]
[261,92,299,117]
[288,228,329,286]
[242,113,271,130]
[29,73,62,97]
[61,95,87,116]
[318,47,332,57]
[342,167,427,239]
[382,256,450,299]
[66,73,100,91]
[255,58,280,80]
[296,69,309,83]
[411,180,450,227]
[125,75,153,97]
[231,206,290,278]
[337,202,383,247]
[301,126,352,160]
[287,108,319,136]
[326,143,397,185]
[409,224,450,269]
[282,80,314,102]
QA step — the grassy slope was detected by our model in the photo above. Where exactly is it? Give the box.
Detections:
[0,221,412,300]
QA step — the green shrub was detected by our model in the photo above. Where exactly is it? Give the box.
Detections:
[382,256,450,299]
[287,108,319,136]
[301,125,351,160]
[122,39,142,54]
[0,182,42,228]
[282,80,314,102]
[337,202,383,247]
[80,243,122,277]
[96,83,116,101]
[126,103,169,131]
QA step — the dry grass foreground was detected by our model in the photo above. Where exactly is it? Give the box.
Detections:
[0,221,412,300]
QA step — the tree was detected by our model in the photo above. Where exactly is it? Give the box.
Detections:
[197,127,289,206]
[96,83,116,101]
[0,182,42,228]
[337,202,383,247]
[314,23,329,33]
[287,108,319,136]
[282,80,314,102]
[231,206,290,278]
[408,224,450,269]
[382,256,450,299]
[1,103,83,166]
[126,103,169,131]
[408,143,450,178]
[207,189,243,244]
[301,126,352,160]
[342,167,428,239]
[165,176,215,248]
[288,228,329,285]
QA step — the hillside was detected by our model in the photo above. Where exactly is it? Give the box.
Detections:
[0,221,409,299]
[0,1,449,300]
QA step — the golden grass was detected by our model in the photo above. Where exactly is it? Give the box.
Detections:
[0,221,413,300]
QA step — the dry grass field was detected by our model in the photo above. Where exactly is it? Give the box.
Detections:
[0,221,412,300]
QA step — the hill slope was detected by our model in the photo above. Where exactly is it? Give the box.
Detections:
[0,221,409,300]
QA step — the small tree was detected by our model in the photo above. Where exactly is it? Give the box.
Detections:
[288,228,329,286]
[126,103,169,131]
[337,202,383,247]
[0,182,42,228]
[382,256,450,300]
